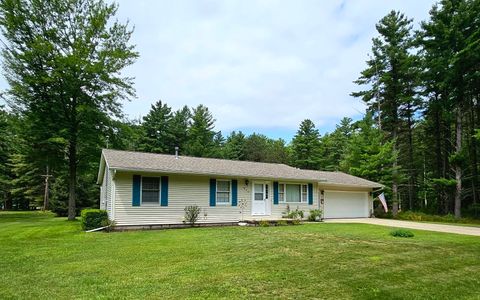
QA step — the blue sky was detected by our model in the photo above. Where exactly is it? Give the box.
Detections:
[0,0,437,142]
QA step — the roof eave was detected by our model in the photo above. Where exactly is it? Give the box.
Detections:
[96,153,107,185]
[108,166,327,182]
[318,182,384,189]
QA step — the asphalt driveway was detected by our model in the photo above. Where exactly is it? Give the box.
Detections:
[325,218,480,236]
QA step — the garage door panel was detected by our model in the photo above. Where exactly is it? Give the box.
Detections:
[324,191,368,218]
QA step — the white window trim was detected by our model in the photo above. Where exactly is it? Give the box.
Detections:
[278,182,309,204]
[140,176,161,206]
[216,179,231,205]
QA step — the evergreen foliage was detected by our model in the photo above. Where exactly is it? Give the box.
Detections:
[290,119,322,169]
[0,0,138,219]
[0,0,479,220]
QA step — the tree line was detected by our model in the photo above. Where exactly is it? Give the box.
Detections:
[0,0,479,219]
[351,1,480,219]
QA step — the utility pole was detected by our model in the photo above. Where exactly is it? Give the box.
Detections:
[41,166,53,211]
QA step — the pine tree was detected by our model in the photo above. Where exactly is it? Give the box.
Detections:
[266,138,289,164]
[290,119,322,170]
[341,114,398,196]
[185,105,218,157]
[0,107,14,209]
[352,11,418,215]
[419,0,480,217]
[170,106,191,155]
[320,117,353,171]
[138,100,174,153]
[223,131,247,160]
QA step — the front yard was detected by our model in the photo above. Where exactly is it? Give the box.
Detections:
[1,212,479,299]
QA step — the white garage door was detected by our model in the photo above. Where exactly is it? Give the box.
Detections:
[324,191,369,218]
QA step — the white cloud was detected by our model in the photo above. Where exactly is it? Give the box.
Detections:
[0,0,438,138]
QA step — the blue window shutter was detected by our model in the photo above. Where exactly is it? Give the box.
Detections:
[273,181,279,205]
[132,175,141,206]
[210,178,216,206]
[231,180,238,206]
[308,183,313,205]
[161,176,169,206]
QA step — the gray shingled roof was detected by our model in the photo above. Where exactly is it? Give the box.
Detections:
[100,149,382,188]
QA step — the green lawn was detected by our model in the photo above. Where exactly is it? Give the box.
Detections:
[1,212,480,299]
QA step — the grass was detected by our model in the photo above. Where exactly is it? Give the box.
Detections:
[386,211,480,226]
[1,211,480,299]
[402,220,480,228]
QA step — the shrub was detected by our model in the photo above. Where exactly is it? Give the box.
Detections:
[286,210,297,219]
[184,205,201,226]
[258,220,270,227]
[276,220,288,226]
[308,209,323,221]
[298,210,304,219]
[282,204,291,218]
[80,209,109,231]
[390,229,414,238]
[291,219,301,225]
[285,208,305,220]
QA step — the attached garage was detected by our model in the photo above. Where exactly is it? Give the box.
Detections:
[323,191,369,218]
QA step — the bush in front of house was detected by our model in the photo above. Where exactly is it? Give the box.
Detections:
[291,219,301,225]
[284,206,305,220]
[258,220,270,227]
[307,209,323,221]
[184,205,201,226]
[80,209,109,231]
[276,220,288,226]
[390,229,414,238]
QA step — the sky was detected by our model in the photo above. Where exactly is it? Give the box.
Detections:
[0,0,438,142]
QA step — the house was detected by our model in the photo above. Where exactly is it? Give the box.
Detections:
[97,149,382,228]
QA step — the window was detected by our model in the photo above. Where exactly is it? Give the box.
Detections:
[216,180,231,204]
[279,184,285,202]
[142,177,160,204]
[279,183,308,203]
[302,184,308,202]
[254,184,264,200]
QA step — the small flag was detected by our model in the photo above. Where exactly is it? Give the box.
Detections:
[378,192,388,212]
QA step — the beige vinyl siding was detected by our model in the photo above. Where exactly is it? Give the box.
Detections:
[112,172,320,226]
[114,173,247,226]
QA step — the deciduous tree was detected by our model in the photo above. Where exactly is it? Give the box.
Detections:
[0,0,138,219]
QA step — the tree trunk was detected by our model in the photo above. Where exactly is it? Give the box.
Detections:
[3,191,12,210]
[469,103,478,205]
[432,96,443,213]
[406,103,416,210]
[68,139,77,220]
[67,99,78,221]
[442,109,451,214]
[454,107,462,218]
[392,128,399,216]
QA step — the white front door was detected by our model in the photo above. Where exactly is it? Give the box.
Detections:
[252,182,269,216]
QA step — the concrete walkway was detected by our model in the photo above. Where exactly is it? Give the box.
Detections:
[324,218,480,237]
